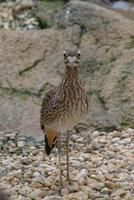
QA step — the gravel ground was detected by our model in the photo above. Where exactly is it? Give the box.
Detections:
[0,0,39,30]
[0,128,134,200]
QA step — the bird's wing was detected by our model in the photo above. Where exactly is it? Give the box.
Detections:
[40,87,62,130]
[40,89,54,130]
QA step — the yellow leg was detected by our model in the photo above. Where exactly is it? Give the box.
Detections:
[57,131,62,188]
[66,131,70,182]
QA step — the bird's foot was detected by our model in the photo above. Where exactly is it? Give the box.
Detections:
[60,182,70,195]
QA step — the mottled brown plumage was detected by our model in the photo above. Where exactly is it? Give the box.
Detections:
[40,48,88,185]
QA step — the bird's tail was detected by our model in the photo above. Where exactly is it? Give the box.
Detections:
[44,127,58,155]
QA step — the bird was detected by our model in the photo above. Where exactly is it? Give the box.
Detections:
[40,48,88,187]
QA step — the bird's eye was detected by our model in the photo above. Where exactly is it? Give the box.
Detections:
[63,51,67,58]
[77,51,81,58]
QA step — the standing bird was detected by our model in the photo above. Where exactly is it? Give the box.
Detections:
[40,48,88,187]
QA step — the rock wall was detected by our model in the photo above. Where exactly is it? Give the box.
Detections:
[0,1,134,138]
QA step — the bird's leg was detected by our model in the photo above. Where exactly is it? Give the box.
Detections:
[43,132,46,161]
[66,130,70,183]
[57,131,62,188]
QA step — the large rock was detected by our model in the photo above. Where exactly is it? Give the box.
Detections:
[0,29,73,139]
[56,0,134,130]
[0,1,134,138]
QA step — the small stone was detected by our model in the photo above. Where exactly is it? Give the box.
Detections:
[105,181,115,189]
[92,143,104,150]
[78,156,84,162]
[121,133,129,138]
[26,137,36,146]
[13,161,23,170]
[8,147,17,153]
[0,183,12,190]
[18,196,31,200]
[33,172,41,177]
[18,136,26,141]
[38,164,56,171]
[124,192,133,200]
[71,134,79,141]
[90,182,104,191]
[5,132,17,140]
[50,196,62,200]
[70,191,88,200]
[61,187,70,196]
[126,128,134,134]
[43,197,49,200]
[19,186,32,196]
[107,163,116,172]
[69,182,79,192]
[118,173,130,180]
[109,131,121,138]
[90,174,103,181]
[95,199,106,200]
[32,176,51,187]
[99,138,107,144]
[21,157,31,165]
[101,187,111,195]
[120,138,131,144]
[111,137,120,143]
[111,189,127,197]
[92,131,100,138]
[71,160,81,168]
[42,195,62,200]
[75,169,88,180]
[17,141,26,147]
[29,189,44,199]
[77,137,84,143]
[8,142,16,147]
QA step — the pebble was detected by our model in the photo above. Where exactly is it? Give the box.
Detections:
[17,141,26,147]
[0,128,133,199]
[44,196,62,200]
[8,147,18,153]
[29,189,44,199]
[105,181,115,189]
[32,176,51,187]
[71,160,81,168]
[75,169,88,181]
[111,137,120,143]
[0,0,39,30]
[89,182,105,191]
[71,134,79,141]
[92,130,100,138]
[126,128,134,134]
[5,132,17,140]
[13,161,23,170]
[32,171,41,177]
[18,196,31,200]
[111,188,127,197]
[21,157,31,165]
[69,182,79,192]
[102,187,111,194]
[0,183,12,190]
[70,191,88,200]
[19,186,32,196]
[38,163,56,171]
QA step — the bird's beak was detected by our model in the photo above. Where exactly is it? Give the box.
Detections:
[68,57,76,64]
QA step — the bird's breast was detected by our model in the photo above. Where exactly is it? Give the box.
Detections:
[50,92,88,131]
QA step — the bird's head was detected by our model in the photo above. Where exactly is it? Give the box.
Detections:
[63,48,81,68]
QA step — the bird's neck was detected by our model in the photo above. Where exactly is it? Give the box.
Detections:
[64,66,80,83]
[61,65,83,98]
